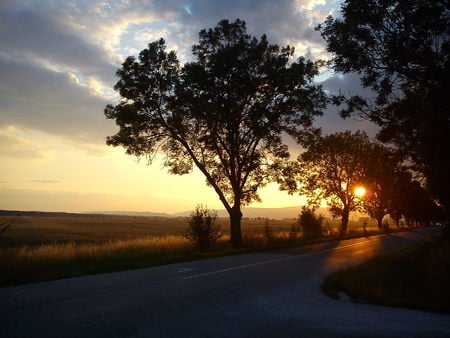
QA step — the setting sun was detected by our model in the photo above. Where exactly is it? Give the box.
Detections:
[354,186,366,197]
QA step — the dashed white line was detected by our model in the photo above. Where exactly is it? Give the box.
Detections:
[182,239,373,280]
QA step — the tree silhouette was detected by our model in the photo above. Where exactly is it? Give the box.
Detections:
[360,144,407,229]
[392,179,443,227]
[299,131,372,236]
[104,19,326,247]
[317,0,450,216]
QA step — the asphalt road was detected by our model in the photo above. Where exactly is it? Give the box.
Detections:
[1,227,449,338]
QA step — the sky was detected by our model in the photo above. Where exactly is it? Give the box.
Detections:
[0,0,377,214]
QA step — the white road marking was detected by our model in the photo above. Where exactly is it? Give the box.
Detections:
[182,239,373,280]
[177,268,195,273]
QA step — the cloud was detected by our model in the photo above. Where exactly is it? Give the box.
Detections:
[0,130,47,159]
[0,4,117,85]
[318,72,379,137]
[0,0,355,154]
[158,0,332,60]
[321,72,376,98]
[0,54,116,145]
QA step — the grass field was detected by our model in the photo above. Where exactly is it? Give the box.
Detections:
[0,213,390,287]
[0,214,383,246]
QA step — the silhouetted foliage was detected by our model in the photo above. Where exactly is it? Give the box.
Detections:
[185,205,221,252]
[398,181,444,227]
[298,207,323,240]
[298,131,372,236]
[105,19,326,247]
[360,144,407,229]
[317,0,450,216]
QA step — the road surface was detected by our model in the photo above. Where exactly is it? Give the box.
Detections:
[1,227,449,337]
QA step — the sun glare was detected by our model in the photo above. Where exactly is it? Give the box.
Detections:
[354,186,366,197]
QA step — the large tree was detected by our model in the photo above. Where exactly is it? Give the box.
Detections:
[299,130,372,236]
[360,144,406,229]
[105,19,326,247]
[317,0,450,215]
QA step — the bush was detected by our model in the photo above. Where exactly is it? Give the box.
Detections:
[185,205,221,252]
[298,207,323,240]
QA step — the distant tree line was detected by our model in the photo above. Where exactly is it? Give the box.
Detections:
[105,0,448,246]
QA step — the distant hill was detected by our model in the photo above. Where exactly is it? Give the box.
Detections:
[0,210,169,218]
[87,211,170,218]
[1,206,333,220]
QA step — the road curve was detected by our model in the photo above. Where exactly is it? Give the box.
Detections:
[1,227,449,337]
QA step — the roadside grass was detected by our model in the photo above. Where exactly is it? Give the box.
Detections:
[322,232,450,313]
[0,214,415,287]
[0,235,195,286]
[1,228,328,286]
[0,232,295,287]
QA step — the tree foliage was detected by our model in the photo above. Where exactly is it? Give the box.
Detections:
[391,179,444,227]
[297,130,442,233]
[360,144,402,229]
[317,0,450,215]
[299,131,372,236]
[104,19,326,246]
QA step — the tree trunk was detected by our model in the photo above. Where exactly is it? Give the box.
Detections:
[376,215,383,230]
[392,215,401,228]
[340,208,349,237]
[229,205,242,247]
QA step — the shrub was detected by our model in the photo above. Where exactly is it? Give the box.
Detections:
[298,207,323,240]
[185,205,221,252]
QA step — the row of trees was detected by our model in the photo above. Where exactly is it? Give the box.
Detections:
[317,0,450,218]
[291,130,442,236]
[105,0,449,247]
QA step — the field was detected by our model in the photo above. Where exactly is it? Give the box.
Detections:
[0,215,297,246]
[0,213,385,286]
[0,213,383,247]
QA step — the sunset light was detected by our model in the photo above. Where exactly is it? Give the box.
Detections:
[0,1,359,215]
[354,186,367,197]
[1,1,449,336]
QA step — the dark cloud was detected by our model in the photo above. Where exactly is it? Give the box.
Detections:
[321,72,375,97]
[318,72,379,137]
[0,4,117,84]
[0,54,116,144]
[0,1,120,150]
[156,0,327,56]
[1,0,369,152]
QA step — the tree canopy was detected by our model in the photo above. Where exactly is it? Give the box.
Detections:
[360,144,407,229]
[105,19,326,246]
[299,130,372,236]
[317,0,450,215]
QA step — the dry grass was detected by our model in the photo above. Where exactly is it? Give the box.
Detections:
[0,235,197,286]
[0,214,395,287]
